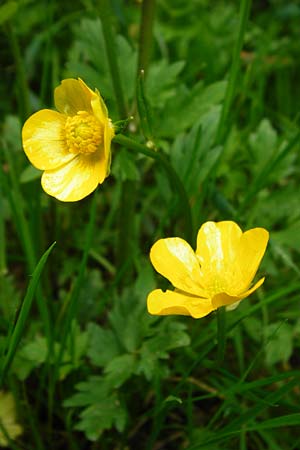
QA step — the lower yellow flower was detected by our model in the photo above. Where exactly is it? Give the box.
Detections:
[22,78,114,202]
[0,391,22,446]
[147,221,269,318]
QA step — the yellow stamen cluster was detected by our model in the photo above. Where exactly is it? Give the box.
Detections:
[65,111,103,154]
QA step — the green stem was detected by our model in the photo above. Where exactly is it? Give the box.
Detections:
[53,192,97,380]
[216,306,227,366]
[137,0,156,76]
[113,134,193,242]
[116,178,136,271]
[98,0,127,117]
[2,144,52,343]
[0,242,56,387]
[0,181,7,276]
[6,24,31,120]
[215,0,252,145]
[98,0,137,269]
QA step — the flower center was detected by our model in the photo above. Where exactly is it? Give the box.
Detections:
[65,111,103,154]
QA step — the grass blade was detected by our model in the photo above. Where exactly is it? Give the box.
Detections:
[0,241,56,387]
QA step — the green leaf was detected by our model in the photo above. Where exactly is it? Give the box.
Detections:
[249,119,278,171]
[247,413,300,431]
[59,323,89,380]
[153,80,226,137]
[0,242,56,386]
[0,1,18,25]
[0,275,21,323]
[87,323,121,368]
[248,119,296,181]
[138,320,190,380]
[147,60,186,108]
[12,336,48,380]
[265,321,293,366]
[66,18,137,115]
[104,354,137,388]
[75,394,127,441]
[64,376,126,441]
[64,376,109,407]
[272,220,300,251]
[171,106,222,199]
[111,149,140,181]
[134,263,156,300]
[164,395,183,405]
[108,295,145,353]
[2,115,21,151]
[20,165,42,183]
[243,316,263,343]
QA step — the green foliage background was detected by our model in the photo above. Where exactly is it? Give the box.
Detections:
[1,0,300,448]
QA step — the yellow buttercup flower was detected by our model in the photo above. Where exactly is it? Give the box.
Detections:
[22,78,114,201]
[147,221,269,318]
[0,391,22,446]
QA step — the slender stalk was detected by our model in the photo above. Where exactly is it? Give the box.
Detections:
[113,134,193,242]
[98,0,136,271]
[216,306,227,367]
[2,143,52,343]
[0,242,56,387]
[0,180,7,276]
[215,0,252,145]
[6,24,31,120]
[47,193,97,428]
[98,0,127,118]
[115,178,137,271]
[137,0,156,76]
[51,193,97,384]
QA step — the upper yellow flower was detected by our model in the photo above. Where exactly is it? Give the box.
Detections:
[0,391,22,446]
[147,221,269,318]
[22,78,114,201]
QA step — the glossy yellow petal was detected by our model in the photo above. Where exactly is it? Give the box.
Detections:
[92,87,109,125]
[41,150,107,201]
[103,119,114,176]
[211,277,265,308]
[196,221,242,268]
[22,110,74,170]
[54,78,97,116]
[147,289,214,318]
[150,238,208,297]
[196,221,247,294]
[237,228,269,290]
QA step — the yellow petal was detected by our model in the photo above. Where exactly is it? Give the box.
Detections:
[41,150,107,202]
[150,238,208,297]
[196,221,242,269]
[54,78,98,116]
[92,87,109,125]
[237,228,269,290]
[196,221,246,294]
[22,110,74,170]
[103,119,114,177]
[211,277,265,309]
[147,289,214,318]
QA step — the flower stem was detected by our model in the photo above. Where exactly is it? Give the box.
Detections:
[216,306,227,366]
[98,0,127,118]
[215,0,251,145]
[137,0,156,76]
[2,143,52,344]
[113,134,193,242]
[6,23,31,120]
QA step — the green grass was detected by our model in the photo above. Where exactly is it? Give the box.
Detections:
[1,0,300,448]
